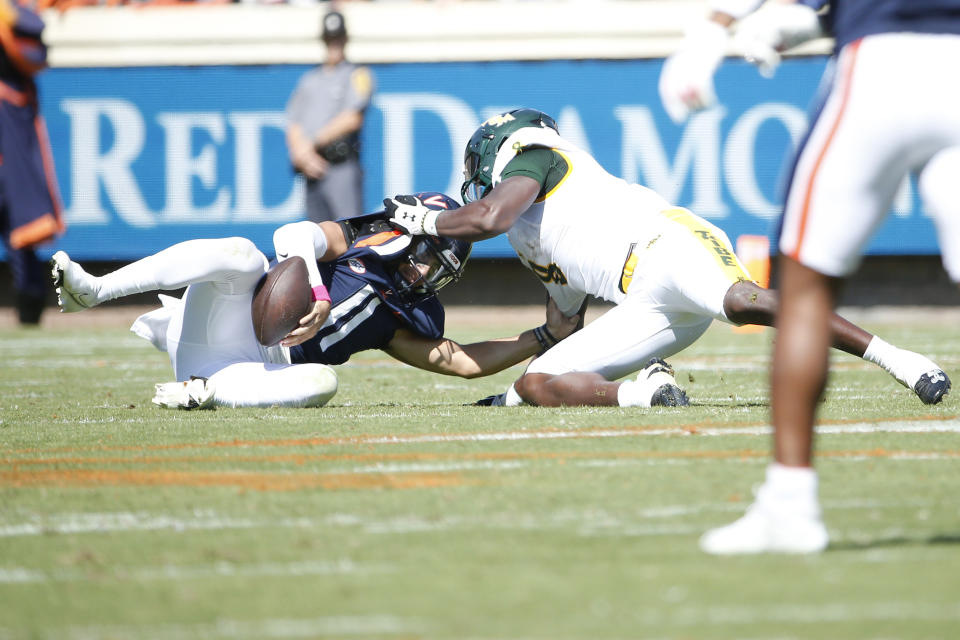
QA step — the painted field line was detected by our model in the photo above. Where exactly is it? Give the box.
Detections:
[0,490,945,539]
[0,559,387,585]
[5,447,959,472]
[0,469,465,492]
[631,601,960,626]
[9,615,423,640]
[6,416,958,458]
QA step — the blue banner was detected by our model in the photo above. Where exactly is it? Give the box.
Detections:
[15,58,938,261]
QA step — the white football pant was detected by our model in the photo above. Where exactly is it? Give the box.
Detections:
[527,210,748,380]
[98,237,338,408]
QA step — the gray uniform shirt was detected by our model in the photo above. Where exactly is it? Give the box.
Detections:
[286,61,374,146]
[286,61,375,222]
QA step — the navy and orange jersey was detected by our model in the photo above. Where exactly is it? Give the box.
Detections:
[800,0,960,50]
[289,215,445,366]
[0,2,62,251]
[0,3,46,88]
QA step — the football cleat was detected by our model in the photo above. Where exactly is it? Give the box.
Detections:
[700,477,828,555]
[50,251,98,313]
[152,377,216,410]
[913,369,951,405]
[699,502,829,555]
[642,358,690,407]
[473,393,507,407]
[883,347,951,405]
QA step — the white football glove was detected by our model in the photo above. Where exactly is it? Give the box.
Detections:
[658,18,730,124]
[384,195,440,236]
[734,3,823,78]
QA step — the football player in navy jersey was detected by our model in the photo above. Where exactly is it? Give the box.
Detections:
[662,1,960,554]
[50,193,580,410]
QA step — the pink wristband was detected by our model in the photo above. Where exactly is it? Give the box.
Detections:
[311,285,331,302]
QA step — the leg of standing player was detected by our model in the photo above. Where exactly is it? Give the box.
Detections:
[770,257,840,467]
[701,33,960,554]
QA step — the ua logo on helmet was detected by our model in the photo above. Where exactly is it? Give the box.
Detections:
[483,113,517,128]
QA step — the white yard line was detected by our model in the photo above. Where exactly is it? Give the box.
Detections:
[349,419,960,445]
[0,492,947,540]
[0,559,385,585]
[9,616,423,640]
[632,602,960,626]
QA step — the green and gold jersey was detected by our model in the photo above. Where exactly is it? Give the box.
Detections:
[490,127,674,313]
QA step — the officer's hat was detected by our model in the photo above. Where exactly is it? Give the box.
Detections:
[321,11,348,42]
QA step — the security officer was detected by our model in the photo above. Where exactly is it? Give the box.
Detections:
[285,10,375,223]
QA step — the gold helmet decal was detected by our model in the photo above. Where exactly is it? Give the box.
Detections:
[482,113,517,128]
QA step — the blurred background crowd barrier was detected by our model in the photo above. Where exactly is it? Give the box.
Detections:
[11,1,942,277]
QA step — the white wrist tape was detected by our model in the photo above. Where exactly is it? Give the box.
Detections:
[423,210,440,236]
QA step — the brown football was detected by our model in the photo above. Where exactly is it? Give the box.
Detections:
[251,257,312,347]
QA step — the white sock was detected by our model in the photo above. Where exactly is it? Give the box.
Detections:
[759,463,820,518]
[863,336,896,371]
[617,379,652,408]
[96,238,267,303]
[503,383,524,407]
[863,336,939,388]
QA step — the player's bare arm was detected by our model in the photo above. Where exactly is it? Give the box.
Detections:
[383,298,580,378]
[439,176,540,240]
[386,177,540,242]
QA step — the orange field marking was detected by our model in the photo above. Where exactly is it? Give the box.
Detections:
[6,447,960,470]
[2,448,956,496]
[3,448,770,469]
[7,414,956,458]
[0,469,464,492]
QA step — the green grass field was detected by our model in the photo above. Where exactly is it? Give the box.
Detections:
[1,306,959,639]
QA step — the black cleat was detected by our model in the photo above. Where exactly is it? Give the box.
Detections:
[643,358,690,407]
[650,383,690,407]
[473,393,507,407]
[914,369,951,405]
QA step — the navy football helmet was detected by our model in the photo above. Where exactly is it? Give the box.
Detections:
[388,192,472,306]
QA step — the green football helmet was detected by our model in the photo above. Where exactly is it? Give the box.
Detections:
[460,109,559,203]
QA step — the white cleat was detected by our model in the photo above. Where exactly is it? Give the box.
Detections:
[152,377,217,410]
[887,349,951,405]
[700,490,828,555]
[50,251,99,313]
